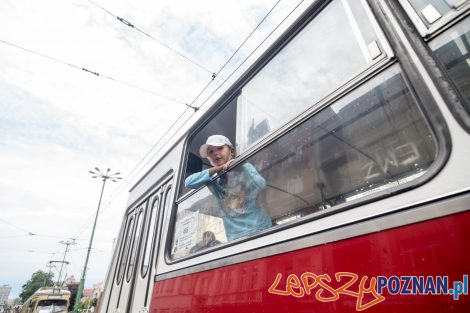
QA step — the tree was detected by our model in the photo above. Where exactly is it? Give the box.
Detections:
[19,270,54,302]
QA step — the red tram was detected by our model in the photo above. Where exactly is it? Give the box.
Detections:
[99,0,470,312]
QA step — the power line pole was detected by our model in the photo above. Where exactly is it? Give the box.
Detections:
[57,239,76,286]
[44,262,53,287]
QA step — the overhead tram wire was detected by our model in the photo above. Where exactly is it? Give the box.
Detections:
[177,0,282,114]
[0,39,186,106]
[98,0,299,213]
[86,0,215,77]
[0,217,37,236]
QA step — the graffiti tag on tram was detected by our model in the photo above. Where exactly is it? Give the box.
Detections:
[268,272,468,311]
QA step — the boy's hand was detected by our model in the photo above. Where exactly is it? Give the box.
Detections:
[222,159,234,171]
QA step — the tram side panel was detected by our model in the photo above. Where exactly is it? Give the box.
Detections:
[151,202,470,313]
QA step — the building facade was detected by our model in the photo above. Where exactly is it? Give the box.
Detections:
[0,285,11,306]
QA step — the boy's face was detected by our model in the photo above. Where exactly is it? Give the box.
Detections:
[207,145,233,166]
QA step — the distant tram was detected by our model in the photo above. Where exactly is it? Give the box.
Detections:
[99,0,470,312]
[20,288,70,313]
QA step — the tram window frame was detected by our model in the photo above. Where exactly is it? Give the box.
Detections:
[169,62,442,261]
[236,0,391,154]
[394,0,470,130]
[398,0,470,37]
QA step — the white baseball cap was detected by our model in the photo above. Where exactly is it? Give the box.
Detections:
[199,135,233,158]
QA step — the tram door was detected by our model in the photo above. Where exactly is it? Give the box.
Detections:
[110,202,146,313]
[102,203,138,313]
[125,182,172,313]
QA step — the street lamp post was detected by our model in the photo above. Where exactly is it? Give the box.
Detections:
[73,168,122,313]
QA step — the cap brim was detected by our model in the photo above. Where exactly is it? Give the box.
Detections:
[199,142,227,158]
[199,144,210,158]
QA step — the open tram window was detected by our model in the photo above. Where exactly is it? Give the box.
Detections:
[174,97,237,259]
[180,96,237,197]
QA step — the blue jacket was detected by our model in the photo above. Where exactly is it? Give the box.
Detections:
[185,163,272,241]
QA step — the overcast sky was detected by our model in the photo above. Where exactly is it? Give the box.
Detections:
[0,0,313,298]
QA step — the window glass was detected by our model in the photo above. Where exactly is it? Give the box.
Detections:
[171,64,438,259]
[141,196,159,277]
[429,17,470,113]
[116,215,135,285]
[127,209,144,282]
[37,300,67,313]
[237,0,386,152]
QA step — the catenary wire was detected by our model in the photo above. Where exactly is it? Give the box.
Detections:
[0,216,37,235]
[86,0,215,76]
[0,39,186,105]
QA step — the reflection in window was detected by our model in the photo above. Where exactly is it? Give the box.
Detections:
[116,216,135,285]
[250,65,436,224]
[237,0,385,152]
[127,209,144,282]
[171,65,437,259]
[429,17,470,112]
[141,197,159,277]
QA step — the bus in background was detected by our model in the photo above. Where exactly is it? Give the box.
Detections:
[20,288,70,313]
[99,0,470,312]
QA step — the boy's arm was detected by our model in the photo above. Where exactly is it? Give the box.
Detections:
[184,170,211,189]
[185,159,233,189]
